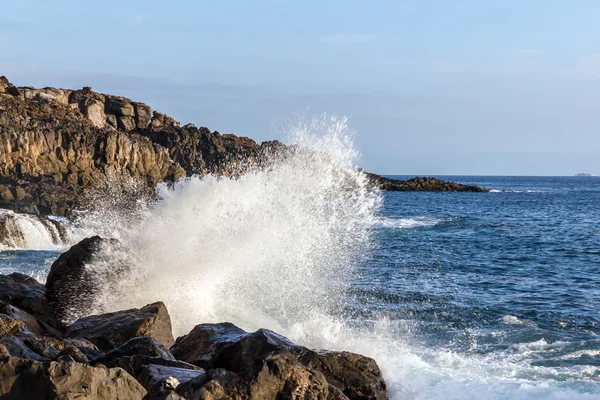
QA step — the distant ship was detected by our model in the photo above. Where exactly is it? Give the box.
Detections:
[575,173,598,176]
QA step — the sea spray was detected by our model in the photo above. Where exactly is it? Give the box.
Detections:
[75,114,381,334]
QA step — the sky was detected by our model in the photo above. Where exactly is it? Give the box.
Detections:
[1,0,599,175]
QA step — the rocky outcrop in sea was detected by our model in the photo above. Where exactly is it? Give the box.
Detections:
[0,76,487,218]
[0,237,389,399]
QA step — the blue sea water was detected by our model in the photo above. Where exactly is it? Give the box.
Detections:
[1,175,599,399]
[355,176,600,398]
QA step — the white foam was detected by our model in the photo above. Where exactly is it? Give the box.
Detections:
[371,216,451,229]
[0,210,71,251]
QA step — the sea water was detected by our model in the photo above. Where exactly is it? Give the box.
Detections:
[1,117,599,399]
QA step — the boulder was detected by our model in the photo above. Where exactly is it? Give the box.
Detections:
[45,236,121,323]
[171,322,388,399]
[0,357,146,399]
[0,273,58,328]
[66,302,174,350]
[0,332,100,362]
[91,337,176,365]
[139,364,206,394]
[300,351,388,400]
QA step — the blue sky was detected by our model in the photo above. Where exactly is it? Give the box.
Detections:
[2,0,599,175]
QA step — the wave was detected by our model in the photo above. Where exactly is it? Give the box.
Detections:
[54,115,599,399]
[370,216,454,229]
[0,210,71,250]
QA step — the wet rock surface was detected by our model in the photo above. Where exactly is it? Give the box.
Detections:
[66,301,175,350]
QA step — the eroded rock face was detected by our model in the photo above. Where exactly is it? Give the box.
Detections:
[0,357,146,399]
[66,302,175,350]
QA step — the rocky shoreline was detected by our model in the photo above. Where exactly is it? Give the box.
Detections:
[0,236,388,399]
[0,76,487,217]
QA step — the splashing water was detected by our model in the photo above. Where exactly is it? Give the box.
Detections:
[63,115,600,400]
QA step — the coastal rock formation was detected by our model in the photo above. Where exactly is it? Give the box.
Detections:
[0,76,265,215]
[0,238,390,399]
[0,76,487,216]
[366,173,488,192]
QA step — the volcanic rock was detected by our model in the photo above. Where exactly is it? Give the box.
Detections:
[66,302,175,350]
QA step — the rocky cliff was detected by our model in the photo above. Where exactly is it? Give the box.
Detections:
[0,76,487,215]
[0,76,271,215]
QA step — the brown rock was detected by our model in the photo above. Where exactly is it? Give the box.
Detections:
[66,302,175,350]
[171,322,387,400]
[0,357,146,399]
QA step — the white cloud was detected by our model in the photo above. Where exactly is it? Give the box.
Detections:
[320,34,375,45]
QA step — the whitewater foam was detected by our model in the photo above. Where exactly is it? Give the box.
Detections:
[0,210,71,250]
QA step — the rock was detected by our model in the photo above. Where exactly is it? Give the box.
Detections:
[0,357,146,399]
[0,273,58,329]
[91,337,176,365]
[133,102,152,129]
[66,302,175,350]
[300,351,388,400]
[0,301,54,336]
[139,364,206,393]
[103,356,202,385]
[170,322,248,369]
[0,330,100,362]
[365,173,489,192]
[45,236,118,323]
[171,322,388,399]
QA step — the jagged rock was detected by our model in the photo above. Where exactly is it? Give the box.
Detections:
[91,337,176,365]
[0,273,58,329]
[171,322,387,400]
[66,302,175,350]
[0,357,146,399]
[45,236,120,323]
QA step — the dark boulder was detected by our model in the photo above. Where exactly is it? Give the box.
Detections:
[0,357,146,399]
[66,302,175,350]
[45,235,122,323]
[0,273,59,329]
[300,351,389,400]
[91,337,176,365]
[366,173,489,192]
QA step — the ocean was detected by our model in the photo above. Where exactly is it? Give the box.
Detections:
[0,123,598,400]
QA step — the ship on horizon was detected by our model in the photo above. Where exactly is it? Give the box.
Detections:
[575,173,598,176]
